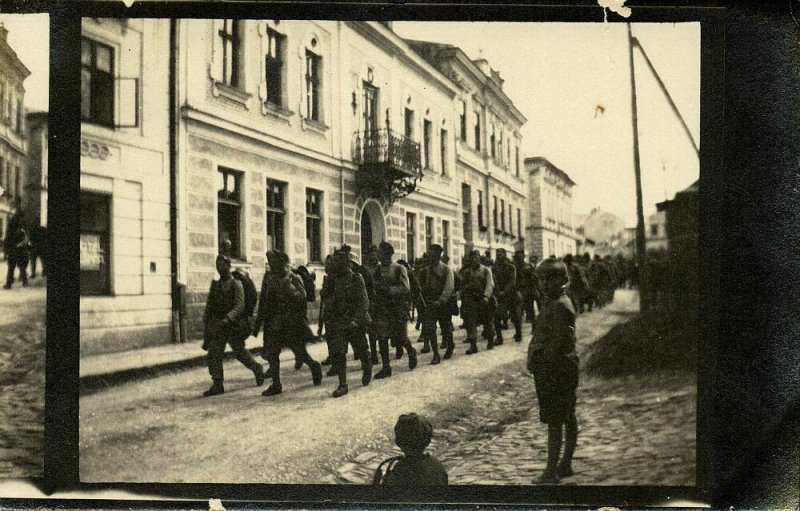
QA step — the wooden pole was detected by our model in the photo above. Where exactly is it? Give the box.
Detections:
[627,23,649,312]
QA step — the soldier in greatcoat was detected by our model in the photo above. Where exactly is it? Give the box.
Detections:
[515,249,538,326]
[3,215,29,289]
[416,244,454,363]
[201,254,266,397]
[460,250,495,354]
[253,250,322,397]
[371,241,417,379]
[492,248,522,344]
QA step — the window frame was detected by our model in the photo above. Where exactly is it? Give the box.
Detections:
[425,216,434,251]
[440,127,448,175]
[217,167,244,259]
[81,37,115,127]
[218,19,242,89]
[459,100,467,142]
[80,191,112,296]
[265,27,285,108]
[305,50,321,122]
[305,188,323,264]
[406,212,416,262]
[442,220,450,258]
[423,118,432,170]
[266,178,287,253]
[474,110,481,152]
[477,190,485,231]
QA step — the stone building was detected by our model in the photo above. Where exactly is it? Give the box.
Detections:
[525,157,576,258]
[23,110,47,230]
[646,209,668,251]
[78,19,527,352]
[79,19,172,355]
[0,24,30,241]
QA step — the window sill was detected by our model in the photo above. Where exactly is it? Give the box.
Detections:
[301,117,329,135]
[213,81,252,108]
[479,226,489,233]
[262,102,294,124]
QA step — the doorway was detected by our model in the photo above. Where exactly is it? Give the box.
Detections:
[360,201,385,262]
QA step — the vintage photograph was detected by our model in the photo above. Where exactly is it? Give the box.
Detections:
[78,18,699,486]
[0,13,49,479]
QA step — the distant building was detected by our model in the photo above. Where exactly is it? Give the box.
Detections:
[646,209,668,251]
[574,207,626,254]
[575,227,595,259]
[0,24,30,240]
[525,157,576,258]
[23,110,46,229]
[657,180,698,310]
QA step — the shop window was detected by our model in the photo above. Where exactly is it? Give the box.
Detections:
[266,179,286,252]
[81,37,114,127]
[305,50,321,121]
[218,167,243,259]
[425,216,434,250]
[80,192,111,296]
[406,212,416,262]
[306,188,322,263]
[218,20,242,88]
[265,28,285,107]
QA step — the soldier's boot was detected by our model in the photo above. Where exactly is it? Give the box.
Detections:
[263,359,283,396]
[369,336,379,365]
[375,340,392,379]
[396,344,404,360]
[429,332,440,364]
[405,342,418,370]
[203,379,225,397]
[332,383,349,398]
[420,338,431,354]
[465,338,478,355]
[325,365,339,377]
[487,336,495,350]
[254,365,266,387]
[374,366,392,379]
[443,331,454,359]
[361,357,372,386]
[514,321,523,343]
[310,360,323,386]
[262,382,282,397]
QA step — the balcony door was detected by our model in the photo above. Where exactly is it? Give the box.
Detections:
[363,82,379,135]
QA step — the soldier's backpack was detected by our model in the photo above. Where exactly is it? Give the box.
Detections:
[293,265,316,302]
[232,269,258,318]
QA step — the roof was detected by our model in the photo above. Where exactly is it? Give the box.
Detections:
[657,179,699,210]
[524,156,576,187]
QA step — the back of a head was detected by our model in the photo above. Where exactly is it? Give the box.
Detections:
[394,413,433,455]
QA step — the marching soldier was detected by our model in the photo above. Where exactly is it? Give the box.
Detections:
[372,241,417,379]
[416,244,455,363]
[325,249,372,397]
[564,253,590,314]
[460,250,495,355]
[3,215,29,289]
[526,258,579,484]
[492,248,522,344]
[253,250,323,397]
[515,250,538,326]
[201,254,266,397]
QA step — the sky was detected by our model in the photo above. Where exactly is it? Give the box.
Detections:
[0,14,49,113]
[394,21,700,227]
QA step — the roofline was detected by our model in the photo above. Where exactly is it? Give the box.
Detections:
[524,156,576,187]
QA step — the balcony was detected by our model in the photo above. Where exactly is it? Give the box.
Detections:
[353,129,422,204]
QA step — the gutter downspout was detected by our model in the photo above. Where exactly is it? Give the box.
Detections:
[169,19,180,342]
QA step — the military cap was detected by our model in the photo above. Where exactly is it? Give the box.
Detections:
[535,257,570,282]
[428,244,444,255]
[347,251,360,265]
[378,241,394,255]
[394,413,433,452]
[216,253,232,265]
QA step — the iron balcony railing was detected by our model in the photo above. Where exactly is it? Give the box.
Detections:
[353,128,422,177]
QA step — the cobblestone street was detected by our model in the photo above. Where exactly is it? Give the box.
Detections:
[0,279,46,478]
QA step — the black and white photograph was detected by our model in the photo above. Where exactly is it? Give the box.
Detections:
[0,12,49,480]
[76,17,703,488]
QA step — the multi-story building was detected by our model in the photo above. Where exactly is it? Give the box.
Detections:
[79,19,527,352]
[23,110,47,229]
[646,209,668,251]
[406,40,527,260]
[0,24,30,241]
[525,157,576,258]
[79,19,172,355]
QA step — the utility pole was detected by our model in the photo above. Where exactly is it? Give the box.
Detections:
[627,23,649,312]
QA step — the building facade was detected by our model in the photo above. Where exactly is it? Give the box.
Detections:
[525,157,576,258]
[79,19,527,352]
[23,110,47,229]
[0,24,30,241]
[646,209,668,251]
[79,19,172,355]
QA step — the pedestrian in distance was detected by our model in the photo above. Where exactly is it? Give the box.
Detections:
[373,413,448,485]
[253,250,323,397]
[526,257,579,484]
[515,249,538,326]
[201,254,266,397]
[3,215,29,289]
[416,244,455,363]
[492,248,522,344]
[324,249,372,397]
[371,241,417,379]
[28,224,47,279]
[460,250,495,354]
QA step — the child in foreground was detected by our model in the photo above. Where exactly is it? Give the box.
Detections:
[373,413,448,485]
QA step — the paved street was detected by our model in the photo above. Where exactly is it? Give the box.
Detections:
[0,279,46,478]
[80,290,695,485]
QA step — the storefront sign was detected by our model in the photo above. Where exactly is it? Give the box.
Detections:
[80,234,105,270]
[80,139,111,160]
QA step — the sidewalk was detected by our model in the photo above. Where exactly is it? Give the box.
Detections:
[80,315,500,392]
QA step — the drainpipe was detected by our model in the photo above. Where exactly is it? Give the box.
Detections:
[169,19,182,343]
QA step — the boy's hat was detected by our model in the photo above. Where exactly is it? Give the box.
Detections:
[394,413,433,452]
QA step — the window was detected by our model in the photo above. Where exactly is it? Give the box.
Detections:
[517,207,522,237]
[218,20,241,88]
[80,192,111,296]
[305,50,321,121]
[7,165,14,197]
[508,206,513,235]
[442,220,450,258]
[650,224,658,237]
[458,100,467,142]
[493,195,498,229]
[440,128,448,175]
[405,108,414,140]
[0,157,4,190]
[423,119,432,169]
[477,190,485,230]
[81,37,114,126]
[425,216,434,250]
[515,147,520,176]
[500,199,505,231]
[306,189,323,263]
[10,99,17,133]
[16,100,22,134]
[0,82,4,123]
[14,166,20,200]
[462,184,472,242]
[548,239,555,257]
[218,168,243,258]
[266,179,286,252]
[265,28,285,107]
[506,136,511,167]
[363,82,379,134]
[490,124,496,159]
[474,110,481,151]
[406,212,416,262]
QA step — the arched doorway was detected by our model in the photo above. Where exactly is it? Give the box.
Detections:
[360,200,385,262]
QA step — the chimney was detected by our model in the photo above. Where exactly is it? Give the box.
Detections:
[0,24,8,45]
